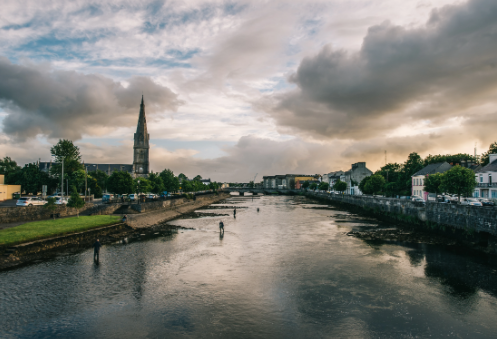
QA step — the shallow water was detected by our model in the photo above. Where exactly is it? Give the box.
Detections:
[1,195,497,338]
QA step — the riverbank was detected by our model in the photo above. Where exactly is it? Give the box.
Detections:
[305,192,497,254]
[0,192,230,270]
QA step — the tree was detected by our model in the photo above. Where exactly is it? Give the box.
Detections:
[193,175,202,182]
[424,153,476,166]
[480,142,497,166]
[423,173,444,196]
[7,163,56,194]
[318,182,329,191]
[359,176,371,194]
[398,152,424,196]
[44,197,58,219]
[182,180,193,192]
[67,186,85,217]
[440,166,477,201]
[107,171,134,195]
[302,181,310,189]
[248,181,255,188]
[148,172,165,194]
[50,139,81,163]
[178,173,188,182]
[364,174,385,195]
[333,180,347,193]
[160,169,180,193]
[134,177,152,194]
[0,157,21,176]
[309,182,318,190]
[92,170,109,192]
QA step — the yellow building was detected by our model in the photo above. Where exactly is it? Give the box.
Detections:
[0,175,21,201]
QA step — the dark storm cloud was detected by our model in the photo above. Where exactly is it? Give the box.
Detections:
[0,57,183,140]
[268,0,497,139]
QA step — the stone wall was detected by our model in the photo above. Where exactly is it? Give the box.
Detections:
[0,203,97,224]
[130,193,217,213]
[309,192,497,236]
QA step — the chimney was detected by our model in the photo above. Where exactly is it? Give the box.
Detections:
[489,154,497,164]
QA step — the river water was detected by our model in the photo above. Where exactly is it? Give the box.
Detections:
[1,195,497,338]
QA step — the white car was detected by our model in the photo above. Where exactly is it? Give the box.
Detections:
[54,197,68,205]
[411,196,425,203]
[129,194,137,201]
[16,197,47,207]
[460,198,483,206]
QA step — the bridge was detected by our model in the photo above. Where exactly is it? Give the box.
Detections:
[221,188,301,196]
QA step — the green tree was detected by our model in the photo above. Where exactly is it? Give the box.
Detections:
[309,182,318,190]
[107,171,134,195]
[67,186,85,217]
[480,142,497,166]
[333,180,347,193]
[423,173,444,196]
[134,177,152,194]
[440,166,477,201]
[44,197,58,219]
[364,174,385,195]
[248,181,255,188]
[92,170,109,192]
[148,172,165,194]
[7,163,55,194]
[302,181,310,189]
[383,182,399,197]
[424,153,476,166]
[359,176,371,194]
[193,175,202,182]
[50,139,82,162]
[375,163,401,184]
[182,180,193,192]
[160,169,180,193]
[178,173,188,182]
[0,157,21,176]
[318,182,329,190]
[398,152,424,196]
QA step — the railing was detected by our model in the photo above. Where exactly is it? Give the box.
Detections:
[478,183,494,188]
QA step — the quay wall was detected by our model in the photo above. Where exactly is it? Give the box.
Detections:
[308,192,497,236]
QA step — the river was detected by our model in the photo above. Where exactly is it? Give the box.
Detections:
[1,195,497,338]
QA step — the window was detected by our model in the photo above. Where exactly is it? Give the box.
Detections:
[491,190,497,198]
[490,174,493,185]
[474,191,479,198]
[480,175,483,183]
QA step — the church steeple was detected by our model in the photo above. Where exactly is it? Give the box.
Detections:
[133,95,150,177]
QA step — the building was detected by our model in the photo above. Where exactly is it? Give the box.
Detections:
[324,171,344,190]
[474,154,497,199]
[0,174,21,201]
[295,175,320,189]
[39,96,150,178]
[340,162,373,195]
[133,95,150,177]
[411,162,452,200]
[200,178,211,186]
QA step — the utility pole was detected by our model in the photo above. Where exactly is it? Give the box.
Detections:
[85,166,88,201]
[61,158,64,198]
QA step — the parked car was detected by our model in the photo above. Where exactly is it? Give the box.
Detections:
[129,194,137,201]
[54,197,68,205]
[478,198,495,207]
[102,194,114,203]
[411,196,425,203]
[460,198,483,206]
[16,197,47,207]
[147,194,157,199]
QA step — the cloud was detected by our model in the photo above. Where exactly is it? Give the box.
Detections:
[266,0,497,140]
[0,57,183,140]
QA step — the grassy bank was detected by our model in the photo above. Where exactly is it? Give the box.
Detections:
[0,215,122,247]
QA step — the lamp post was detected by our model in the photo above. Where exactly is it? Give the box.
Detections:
[137,179,141,204]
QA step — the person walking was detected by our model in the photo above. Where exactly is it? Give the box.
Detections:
[93,239,101,261]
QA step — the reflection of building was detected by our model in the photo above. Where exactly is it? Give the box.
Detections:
[39,96,149,178]
[0,174,21,201]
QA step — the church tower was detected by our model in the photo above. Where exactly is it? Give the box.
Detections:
[133,95,150,177]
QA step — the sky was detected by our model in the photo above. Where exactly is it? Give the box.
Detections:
[1,0,496,182]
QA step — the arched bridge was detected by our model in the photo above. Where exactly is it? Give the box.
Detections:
[221,188,300,196]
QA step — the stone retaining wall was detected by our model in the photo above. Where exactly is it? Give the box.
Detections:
[7,223,127,257]
[0,203,96,224]
[309,192,497,236]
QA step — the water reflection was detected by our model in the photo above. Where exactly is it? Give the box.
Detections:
[1,195,497,338]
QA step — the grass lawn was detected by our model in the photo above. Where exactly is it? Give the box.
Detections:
[0,215,122,247]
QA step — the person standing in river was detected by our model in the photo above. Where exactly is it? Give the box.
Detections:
[93,239,101,261]
[219,221,224,234]
[233,207,236,218]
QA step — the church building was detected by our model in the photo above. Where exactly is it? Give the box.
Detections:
[39,96,150,178]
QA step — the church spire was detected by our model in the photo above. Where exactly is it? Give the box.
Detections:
[133,95,150,177]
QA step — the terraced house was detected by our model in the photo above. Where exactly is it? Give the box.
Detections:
[474,154,497,199]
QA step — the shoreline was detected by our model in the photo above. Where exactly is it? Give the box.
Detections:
[0,192,231,271]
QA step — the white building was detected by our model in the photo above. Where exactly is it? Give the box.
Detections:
[474,154,497,199]
[411,162,452,200]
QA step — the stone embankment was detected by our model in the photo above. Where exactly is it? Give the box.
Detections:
[308,191,497,253]
[0,192,230,270]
